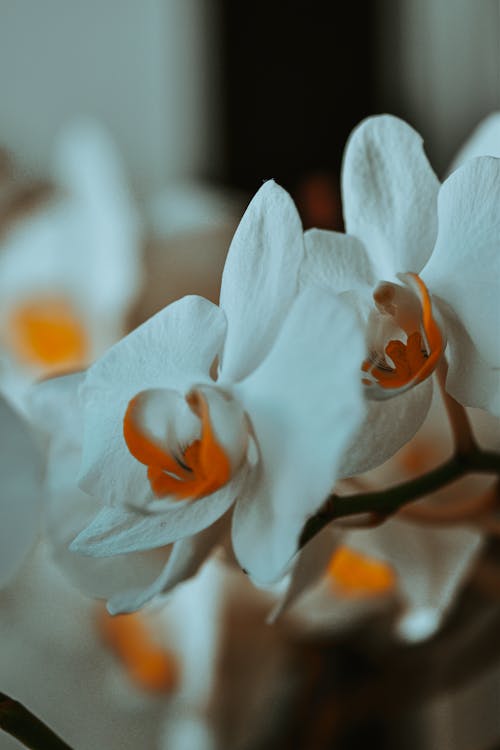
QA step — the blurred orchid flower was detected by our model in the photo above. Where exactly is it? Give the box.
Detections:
[64,181,365,610]
[302,114,500,477]
[0,392,43,587]
[0,120,142,408]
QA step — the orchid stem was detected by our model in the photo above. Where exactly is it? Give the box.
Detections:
[0,692,74,750]
[436,359,477,455]
[299,449,500,548]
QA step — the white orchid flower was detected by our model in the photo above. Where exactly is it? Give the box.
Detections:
[272,113,500,641]
[0,392,43,587]
[302,114,500,477]
[67,181,365,611]
[272,383,487,642]
[0,120,141,408]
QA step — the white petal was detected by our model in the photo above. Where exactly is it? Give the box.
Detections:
[48,488,168,600]
[53,119,143,319]
[268,526,340,623]
[301,228,376,293]
[28,372,168,598]
[159,711,217,750]
[348,519,481,642]
[78,296,227,508]
[340,379,433,476]
[232,288,365,583]
[28,371,85,448]
[422,157,500,368]
[436,302,500,415]
[107,512,230,614]
[342,115,439,277]
[71,467,247,556]
[0,394,44,586]
[449,112,500,172]
[219,181,304,382]
[193,385,250,472]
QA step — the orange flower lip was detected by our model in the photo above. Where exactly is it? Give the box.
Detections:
[362,273,445,395]
[123,389,231,502]
[327,545,396,597]
[98,608,179,693]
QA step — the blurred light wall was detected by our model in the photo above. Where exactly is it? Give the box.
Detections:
[377,0,500,174]
[0,0,219,196]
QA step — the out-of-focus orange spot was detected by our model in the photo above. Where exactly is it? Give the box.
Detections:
[124,389,231,501]
[8,296,88,371]
[327,546,395,597]
[399,439,439,476]
[98,608,179,694]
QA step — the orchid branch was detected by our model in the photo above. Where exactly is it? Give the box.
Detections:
[0,692,74,750]
[436,359,477,455]
[299,449,500,548]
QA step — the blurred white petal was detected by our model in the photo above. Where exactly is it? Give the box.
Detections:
[348,519,482,643]
[0,394,43,587]
[268,526,341,623]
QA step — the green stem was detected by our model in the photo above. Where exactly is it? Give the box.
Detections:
[0,692,74,750]
[299,450,500,548]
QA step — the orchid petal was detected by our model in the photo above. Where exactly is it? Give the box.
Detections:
[53,120,143,319]
[422,157,500,368]
[268,527,341,623]
[71,466,247,556]
[348,519,481,642]
[48,488,168,600]
[436,302,500,415]
[340,379,433,476]
[0,394,43,587]
[78,296,227,508]
[107,512,230,614]
[342,115,439,277]
[301,228,376,293]
[219,181,304,382]
[449,112,500,172]
[28,372,168,598]
[29,371,85,447]
[232,288,365,583]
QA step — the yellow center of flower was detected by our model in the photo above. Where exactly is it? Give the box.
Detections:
[98,608,179,693]
[362,273,444,392]
[7,296,88,371]
[123,390,231,501]
[327,546,396,596]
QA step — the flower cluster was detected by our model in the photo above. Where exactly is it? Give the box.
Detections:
[3,113,500,645]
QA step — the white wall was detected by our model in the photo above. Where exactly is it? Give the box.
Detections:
[0,0,219,196]
[377,0,500,173]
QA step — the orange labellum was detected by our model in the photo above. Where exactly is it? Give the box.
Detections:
[123,390,231,501]
[362,274,444,391]
[98,608,179,694]
[327,546,396,597]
